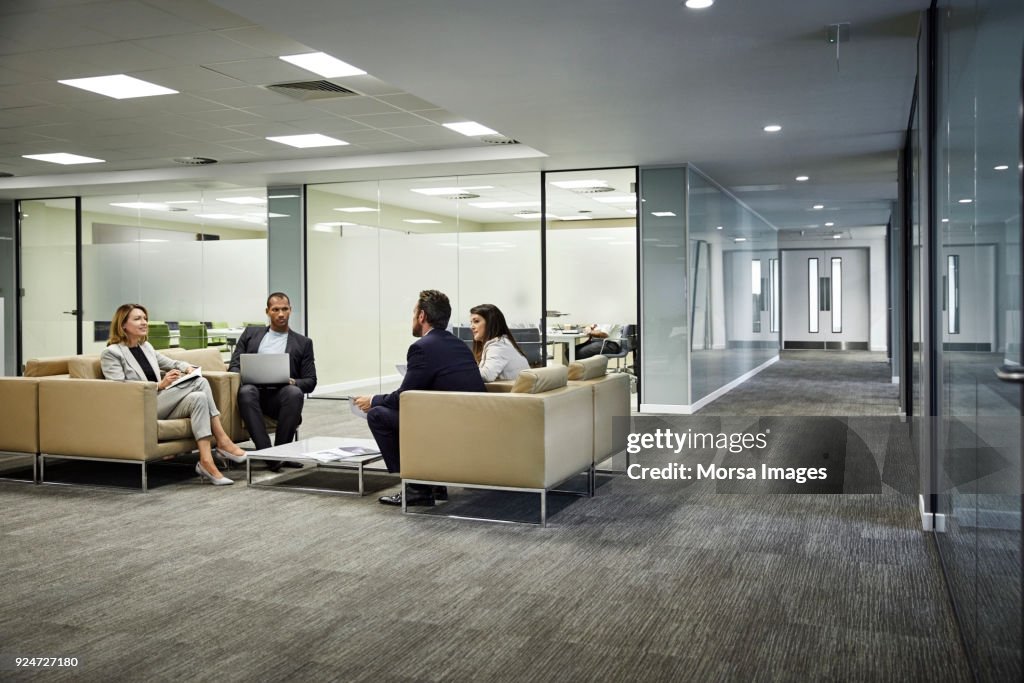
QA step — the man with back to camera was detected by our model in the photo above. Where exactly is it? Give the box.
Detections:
[354,289,485,507]
[229,292,317,472]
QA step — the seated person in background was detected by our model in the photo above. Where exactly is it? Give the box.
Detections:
[575,323,622,360]
[229,292,317,472]
[101,303,247,487]
[469,303,530,382]
[354,289,486,507]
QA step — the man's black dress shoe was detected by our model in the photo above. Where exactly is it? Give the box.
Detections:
[379,490,435,507]
[281,461,304,469]
[267,461,284,473]
[433,486,448,501]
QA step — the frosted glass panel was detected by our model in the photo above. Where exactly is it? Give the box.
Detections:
[831,257,842,333]
[808,258,819,333]
[546,227,636,325]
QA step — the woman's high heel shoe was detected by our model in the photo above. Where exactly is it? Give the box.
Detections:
[215,448,247,466]
[196,462,233,486]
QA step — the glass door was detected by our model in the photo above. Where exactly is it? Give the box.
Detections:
[18,197,80,365]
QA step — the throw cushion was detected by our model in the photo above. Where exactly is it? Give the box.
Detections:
[511,365,568,394]
[68,355,103,379]
[568,355,609,381]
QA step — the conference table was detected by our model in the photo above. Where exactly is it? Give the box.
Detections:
[547,330,587,364]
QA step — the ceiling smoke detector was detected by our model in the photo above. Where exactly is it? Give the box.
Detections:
[480,135,519,145]
[172,156,218,165]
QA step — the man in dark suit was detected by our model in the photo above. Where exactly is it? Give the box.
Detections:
[229,292,317,471]
[354,289,485,507]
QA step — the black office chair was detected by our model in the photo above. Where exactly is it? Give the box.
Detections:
[601,324,637,373]
[509,327,545,368]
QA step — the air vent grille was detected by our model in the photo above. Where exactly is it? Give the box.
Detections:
[172,156,218,165]
[481,135,520,145]
[570,186,616,194]
[267,80,360,100]
[442,192,480,200]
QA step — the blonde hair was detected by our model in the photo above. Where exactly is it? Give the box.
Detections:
[107,303,148,346]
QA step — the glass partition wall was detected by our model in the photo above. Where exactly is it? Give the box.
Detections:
[640,165,779,412]
[306,173,542,396]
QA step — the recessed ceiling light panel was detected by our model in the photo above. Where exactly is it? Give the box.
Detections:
[443,121,499,136]
[410,186,493,195]
[279,52,366,78]
[763,124,782,133]
[59,74,177,99]
[684,0,714,8]
[795,175,809,182]
[23,153,105,165]
[266,134,349,148]
[403,219,442,224]
[334,206,378,213]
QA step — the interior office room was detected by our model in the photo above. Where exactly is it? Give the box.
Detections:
[0,1,1020,681]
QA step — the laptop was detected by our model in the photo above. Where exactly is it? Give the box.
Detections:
[239,353,290,385]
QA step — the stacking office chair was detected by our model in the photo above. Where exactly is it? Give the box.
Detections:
[243,321,266,328]
[601,324,637,373]
[147,321,171,350]
[207,321,229,350]
[509,326,545,368]
[177,321,207,350]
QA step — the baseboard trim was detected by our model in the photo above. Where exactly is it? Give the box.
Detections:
[639,355,779,415]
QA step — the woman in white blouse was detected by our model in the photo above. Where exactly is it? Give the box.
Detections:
[469,304,530,382]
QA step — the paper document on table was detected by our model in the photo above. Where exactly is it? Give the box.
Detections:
[166,366,202,389]
[305,445,379,462]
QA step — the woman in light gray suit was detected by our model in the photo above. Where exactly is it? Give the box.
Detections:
[101,303,247,486]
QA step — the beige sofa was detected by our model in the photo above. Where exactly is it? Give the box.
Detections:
[19,347,240,491]
[486,356,631,469]
[399,366,595,526]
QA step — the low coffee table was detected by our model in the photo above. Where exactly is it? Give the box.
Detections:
[246,436,392,496]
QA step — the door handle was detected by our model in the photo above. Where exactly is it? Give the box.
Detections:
[995,365,1024,383]
[61,309,79,315]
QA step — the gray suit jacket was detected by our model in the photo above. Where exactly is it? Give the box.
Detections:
[100,342,189,383]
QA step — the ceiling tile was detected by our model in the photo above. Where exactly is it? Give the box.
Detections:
[333,75,404,97]
[129,65,244,90]
[312,96,403,117]
[136,31,266,63]
[329,129,406,144]
[346,112,435,129]
[225,121,306,138]
[0,11,117,49]
[240,102,338,122]
[216,138,291,155]
[180,108,264,127]
[0,105,82,128]
[173,127,256,143]
[60,1,204,40]
[217,26,311,56]
[48,41,183,76]
[193,86,293,108]
[142,0,251,31]
[409,109,463,125]
[375,93,444,111]
[5,80,107,106]
[202,57,311,85]
[284,116,374,134]
[0,85,52,109]
[387,125,469,144]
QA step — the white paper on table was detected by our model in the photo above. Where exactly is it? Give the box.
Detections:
[166,366,202,389]
[350,400,368,420]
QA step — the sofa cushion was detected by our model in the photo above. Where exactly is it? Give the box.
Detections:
[157,418,193,441]
[511,365,568,394]
[568,356,609,381]
[24,356,77,377]
[162,347,227,372]
[68,355,103,379]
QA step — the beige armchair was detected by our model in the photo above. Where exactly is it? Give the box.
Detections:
[567,356,631,469]
[0,377,40,483]
[399,366,594,526]
[28,347,239,491]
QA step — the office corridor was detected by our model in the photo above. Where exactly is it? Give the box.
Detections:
[697,351,900,416]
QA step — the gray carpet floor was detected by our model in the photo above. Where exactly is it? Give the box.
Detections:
[0,351,972,682]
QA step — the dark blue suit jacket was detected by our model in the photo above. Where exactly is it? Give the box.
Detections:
[373,328,485,410]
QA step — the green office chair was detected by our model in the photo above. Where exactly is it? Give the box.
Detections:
[147,321,171,350]
[178,321,207,350]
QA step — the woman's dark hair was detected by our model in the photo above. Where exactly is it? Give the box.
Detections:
[108,303,148,346]
[470,303,526,362]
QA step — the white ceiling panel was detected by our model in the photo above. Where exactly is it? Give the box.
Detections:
[60,1,205,40]
[202,57,312,85]
[312,96,406,117]
[375,93,447,112]
[0,104,81,127]
[0,85,51,108]
[240,102,341,122]
[192,86,293,108]
[173,127,256,143]
[330,75,404,97]
[0,11,116,49]
[217,25,312,56]
[142,0,250,31]
[410,109,464,125]
[136,31,267,63]
[129,65,244,91]
[333,129,407,145]
[347,112,435,130]
[283,117,375,135]
[48,41,182,75]
[224,121,307,138]
[389,125,473,144]
[179,108,264,126]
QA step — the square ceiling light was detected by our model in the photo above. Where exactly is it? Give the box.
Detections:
[266,134,349,148]
[279,52,366,78]
[22,153,105,165]
[443,121,499,136]
[58,74,177,99]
